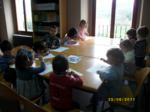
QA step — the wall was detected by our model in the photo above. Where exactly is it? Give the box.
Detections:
[138,0,150,43]
[80,0,89,22]
[0,0,8,41]
[67,0,89,32]
[3,0,14,41]
[139,0,150,28]
[67,0,81,30]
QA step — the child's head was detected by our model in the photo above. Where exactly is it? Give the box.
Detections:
[79,19,87,29]
[106,48,124,65]
[52,55,69,75]
[15,48,33,69]
[119,39,133,53]
[126,28,136,40]
[33,41,48,55]
[137,26,149,39]
[49,25,58,37]
[0,40,12,55]
[67,27,77,39]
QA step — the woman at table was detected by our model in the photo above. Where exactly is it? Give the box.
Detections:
[15,48,46,99]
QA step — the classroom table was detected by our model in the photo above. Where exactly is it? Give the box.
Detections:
[11,37,118,92]
[11,38,134,112]
[51,37,119,59]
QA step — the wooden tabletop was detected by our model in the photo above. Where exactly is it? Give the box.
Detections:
[12,37,117,92]
[42,56,103,92]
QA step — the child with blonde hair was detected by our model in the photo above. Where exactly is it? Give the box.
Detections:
[120,39,136,76]
[77,19,89,40]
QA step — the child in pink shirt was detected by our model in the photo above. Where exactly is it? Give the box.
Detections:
[77,19,89,40]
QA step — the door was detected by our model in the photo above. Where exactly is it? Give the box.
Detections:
[95,0,135,39]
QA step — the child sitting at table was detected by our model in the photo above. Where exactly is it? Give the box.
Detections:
[49,55,83,111]
[90,48,125,112]
[134,26,149,67]
[15,48,46,99]
[77,19,89,40]
[120,39,136,76]
[126,28,137,45]
[33,40,49,58]
[44,25,61,49]
[63,27,79,46]
[0,40,16,86]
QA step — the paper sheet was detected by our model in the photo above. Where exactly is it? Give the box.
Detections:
[69,68,83,76]
[51,47,69,52]
[43,53,55,59]
[67,55,81,64]
[9,64,15,68]
[39,63,52,76]
[64,41,80,46]
[87,63,109,74]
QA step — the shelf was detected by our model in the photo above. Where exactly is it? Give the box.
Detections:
[32,3,58,11]
[32,0,67,39]
[32,10,58,12]
[34,21,59,26]
[34,0,59,4]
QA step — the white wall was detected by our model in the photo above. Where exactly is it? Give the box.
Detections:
[80,0,89,23]
[67,0,89,31]
[67,0,81,29]
[3,0,14,41]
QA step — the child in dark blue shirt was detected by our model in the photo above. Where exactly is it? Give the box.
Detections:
[0,40,16,86]
[15,48,46,99]
[44,25,60,49]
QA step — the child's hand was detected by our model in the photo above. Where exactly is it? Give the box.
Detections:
[39,56,44,62]
[96,70,101,75]
[100,58,106,62]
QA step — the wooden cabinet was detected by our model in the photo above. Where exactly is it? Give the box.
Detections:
[32,0,67,41]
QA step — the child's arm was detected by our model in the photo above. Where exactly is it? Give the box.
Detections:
[100,58,108,64]
[32,57,46,73]
[51,39,60,49]
[68,71,83,87]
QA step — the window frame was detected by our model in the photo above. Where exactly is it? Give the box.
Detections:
[13,0,33,35]
[93,0,138,38]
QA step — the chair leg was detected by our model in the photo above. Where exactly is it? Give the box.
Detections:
[101,101,105,112]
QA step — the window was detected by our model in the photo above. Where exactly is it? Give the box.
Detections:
[15,0,33,32]
[95,0,136,39]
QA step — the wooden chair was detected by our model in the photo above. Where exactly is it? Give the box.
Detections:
[0,72,13,88]
[0,82,48,112]
[145,56,150,67]
[42,103,81,112]
[101,67,150,112]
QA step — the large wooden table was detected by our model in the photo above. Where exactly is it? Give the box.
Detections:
[12,37,118,92]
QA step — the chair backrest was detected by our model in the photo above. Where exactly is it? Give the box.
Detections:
[145,56,150,67]
[134,67,150,96]
[0,82,20,112]
[19,95,47,112]
[0,82,47,112]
